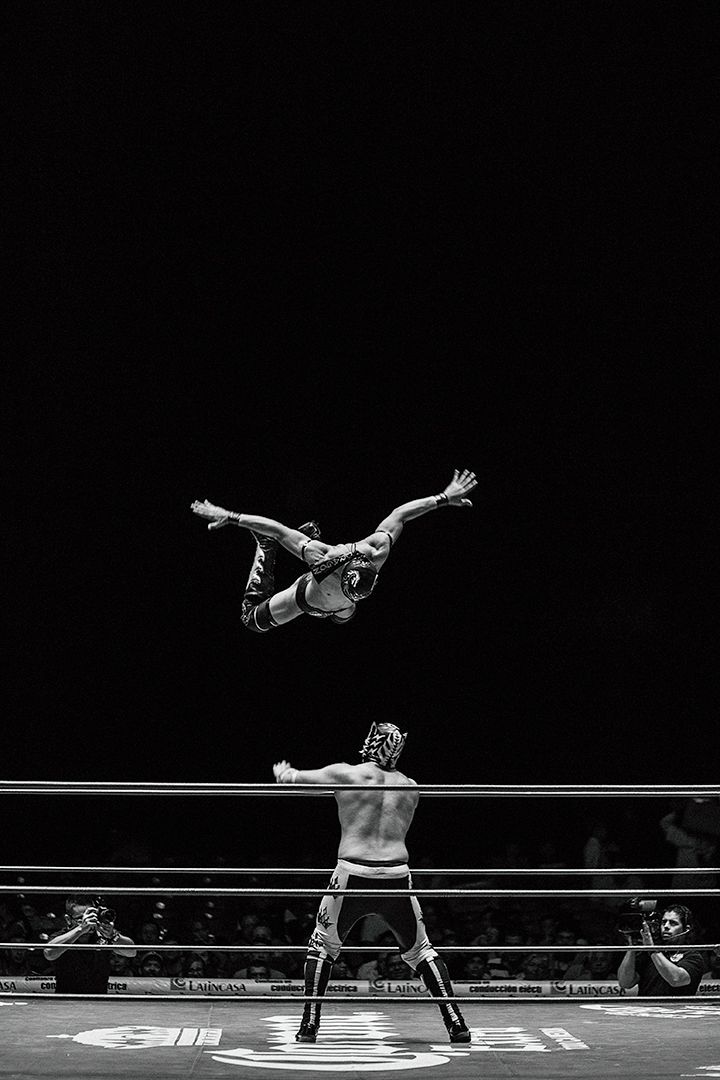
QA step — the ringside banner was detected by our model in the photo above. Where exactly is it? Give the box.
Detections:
[2,976,717,996]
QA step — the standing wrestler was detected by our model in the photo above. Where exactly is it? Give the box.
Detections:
[273,723,471,1044]
[191,469,476,632]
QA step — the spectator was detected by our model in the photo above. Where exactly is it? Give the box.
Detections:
[330,956,356,980]
[249,923,290,975]
[587,950,617,981]
[184,954,210,979]
[520,952,552,980]
[660,809,718,889]
[233,957,288,980]
[382,954,416,981]
[137,951,165,978]
[235,913,261,944]
[108,952,134,977]
[43,896,136,995]
[0,899,20,939]
[583,820,621,904]
[461,955,490,981]
[158,938,184,979]
[497,928,528,979]
[136,920,162,948]
[551,925,590,979]
[356,931,397,980]
[0,933,34,977]
[617,903,706,996]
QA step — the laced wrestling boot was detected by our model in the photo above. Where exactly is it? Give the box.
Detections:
[416,957,471,1044]
[240,534,279,631]
[295,953,333,1043]
[446,1019,471,1043]
[294,1020,319,1043]
[296,520,321,540]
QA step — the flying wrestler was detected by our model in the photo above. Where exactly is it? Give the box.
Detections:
[272,722,471,1044]
[190,468,476,632]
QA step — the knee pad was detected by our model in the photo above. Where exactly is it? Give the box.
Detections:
[330,607,356,625]
[308,928,341,963]
[242,599,278,633]
[401,943,438,971]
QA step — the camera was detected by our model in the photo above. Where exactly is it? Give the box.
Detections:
[616,898,660,943]
[92,897,117,926]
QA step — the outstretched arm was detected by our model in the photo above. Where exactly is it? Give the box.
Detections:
[273,759,356,786]
[367,468,477,548]
[191,500,330,560]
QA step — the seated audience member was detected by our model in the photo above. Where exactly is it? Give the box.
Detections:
[355,931,397,980]
[159,939,184,979]
[330,956,356,980]
[381,953,417,981]
[520,952,552,980]
[235,912,261,944]
[586,950,617,981]
[136,920,162,948]
[497,927,528,979]
[0,934,34,976]
[233,955,288,980]
[108,952,134,978]
[184,953,210,979]
[137,951,165,978]
[660,809,718,889]
[551,925,588,979]
[461,955,490,981]
[250,923,290,975]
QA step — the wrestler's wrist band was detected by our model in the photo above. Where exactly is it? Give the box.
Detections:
[227,512,242,524]
[434,493,449,508]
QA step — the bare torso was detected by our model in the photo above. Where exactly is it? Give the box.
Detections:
[334,762,419,863]
[269,538,390,623]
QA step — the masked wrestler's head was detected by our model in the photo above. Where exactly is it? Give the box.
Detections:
[360,722,408,770]
[341,554,377,602]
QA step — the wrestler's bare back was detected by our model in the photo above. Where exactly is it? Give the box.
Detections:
[334,762,419,863]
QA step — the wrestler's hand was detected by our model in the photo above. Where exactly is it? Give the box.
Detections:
[442,468,477,508]
[273,760,298,784]
[191,499,236,529]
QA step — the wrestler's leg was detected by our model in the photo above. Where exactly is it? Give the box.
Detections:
[384,887,470,1043]
[296,866,348,1042]
[241,520,321,632]
[241,534,279,632]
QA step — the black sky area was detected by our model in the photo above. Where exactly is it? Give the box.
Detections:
[6,0,717,868]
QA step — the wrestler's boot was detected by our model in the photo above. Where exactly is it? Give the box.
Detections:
[416,957,471,1043]
[296,520,321,540]
[295,954,334,1042]
[240,534,279,632]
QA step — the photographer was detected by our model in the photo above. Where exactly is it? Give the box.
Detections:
[44,896,136,994]
[617,902,706,996]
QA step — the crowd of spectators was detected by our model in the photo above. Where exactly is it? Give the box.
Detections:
[1,800,717,984]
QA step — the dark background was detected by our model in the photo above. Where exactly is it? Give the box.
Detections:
[6,2,717,869]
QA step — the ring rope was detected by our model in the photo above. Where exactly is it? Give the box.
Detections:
[1,781,718,796]
[2,942,717,953]
[3,864,718,875]
[2,885,718,897]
